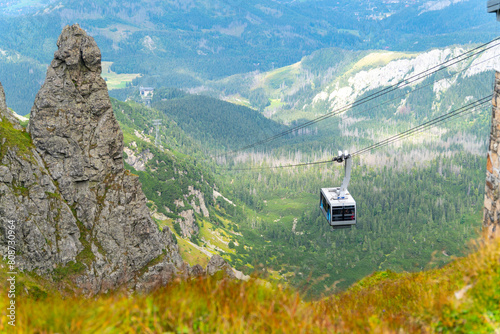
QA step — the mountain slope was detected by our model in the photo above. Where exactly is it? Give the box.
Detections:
[150,89,287,152]
[4,232,500,332]
[111,98,251,270]
[212,43,498,125]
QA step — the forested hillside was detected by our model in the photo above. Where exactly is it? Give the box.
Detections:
[221,153,484,295]
[150,89,287,152]
[103,38,497,296]
[111,98,255,268]
[0,52,46,116]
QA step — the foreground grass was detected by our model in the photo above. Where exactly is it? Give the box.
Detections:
[1,236,499,333]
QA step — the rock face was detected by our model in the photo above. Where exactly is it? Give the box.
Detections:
[123,146,153,172]
[0,105,82,274]
[206,255,236,279]
[0,24,184,294]
[0,83,22,130]
[174,186,209,238]
[484,71,500,239]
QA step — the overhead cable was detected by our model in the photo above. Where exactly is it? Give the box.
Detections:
[228,95,492,171]
[220,37,500,157]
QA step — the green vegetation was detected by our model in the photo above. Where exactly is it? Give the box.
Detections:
[101,61,141,90]
[0,117,33,159]
[152,93,286,152]
[52,261,86,282]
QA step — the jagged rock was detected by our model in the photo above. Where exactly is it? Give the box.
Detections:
[188,186,209,217]
[0,24,183,294]
[0,145,82,273]
[206,255,236,279]
[123,147,153,172]
[177,209,199,238]
[1,82,82,274]
[189,264,205,278]
[0,82,7,114]
[0,83,22,130]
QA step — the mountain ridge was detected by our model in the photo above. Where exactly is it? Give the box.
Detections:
[0,0,495,115]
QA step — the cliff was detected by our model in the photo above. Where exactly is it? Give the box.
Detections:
[484,72,500,238]
[0,25,190,293]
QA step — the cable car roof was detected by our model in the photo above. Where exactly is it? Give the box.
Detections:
[488,0,500,13]
[321,187,356,206]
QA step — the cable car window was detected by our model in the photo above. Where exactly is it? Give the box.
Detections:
[332,208,343,221]
[320,194,327,210]
[332,208,343,215]
[344,206,355,220]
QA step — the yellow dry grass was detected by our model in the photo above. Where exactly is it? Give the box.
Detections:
[1,235,499,333]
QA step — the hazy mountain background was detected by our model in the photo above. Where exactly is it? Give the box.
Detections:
[0,0,495,115]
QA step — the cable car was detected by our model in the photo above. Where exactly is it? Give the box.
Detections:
[319,150,356,229]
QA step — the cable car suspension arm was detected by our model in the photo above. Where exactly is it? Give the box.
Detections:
[333,150,352,198]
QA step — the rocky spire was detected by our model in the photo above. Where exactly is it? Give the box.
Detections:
[0,82,22,130]
[25,24,183,293]
[0,25,236,294]
[0,82,7,113]
[29,24,123,186]
[484,72,500,239]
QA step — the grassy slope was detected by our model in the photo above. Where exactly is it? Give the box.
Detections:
[101,61,141,90]
[2,234,499,333]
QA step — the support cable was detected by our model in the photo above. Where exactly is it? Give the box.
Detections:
[228,95,492,171]
[220,38,500,157]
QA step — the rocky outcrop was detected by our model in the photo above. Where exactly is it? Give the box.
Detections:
[0,82,7,114]
[189,264,205,278]
[484,71,500,239]
[177,209,199,238]
[0,24,240,294]
[188,186,209,217]
[124,146,153,172]
[0,83,22,130]
[174,186,209,238]
[0,24,185,294]
[206,255,236,279]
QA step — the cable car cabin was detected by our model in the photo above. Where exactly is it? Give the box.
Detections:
[320,187,356,229]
